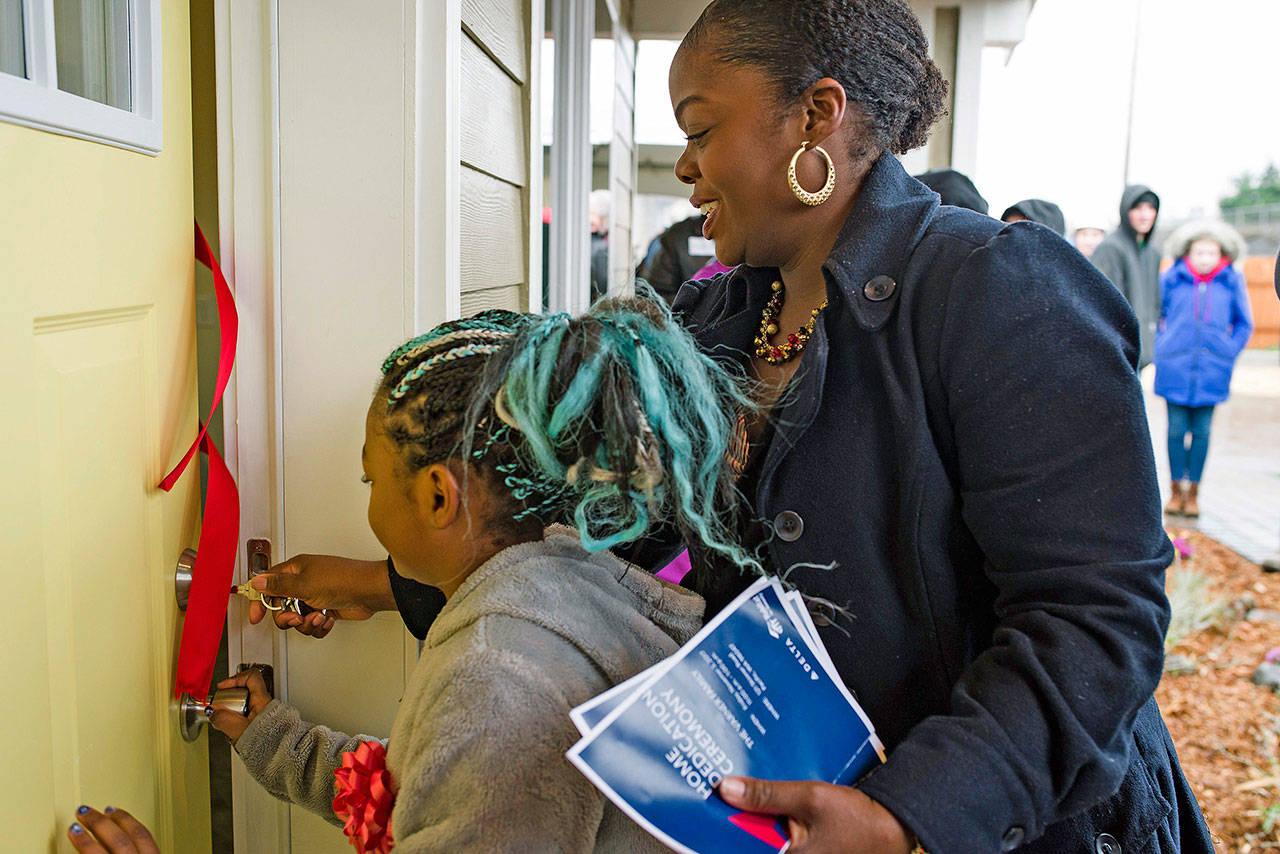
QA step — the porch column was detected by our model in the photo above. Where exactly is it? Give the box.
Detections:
[548,0,594,313]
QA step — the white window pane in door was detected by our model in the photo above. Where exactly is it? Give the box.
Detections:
[53,0,131,110]
[0,0,25,78]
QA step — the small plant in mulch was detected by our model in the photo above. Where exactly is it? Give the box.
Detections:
[1264,801,1280,835]
[1164,530,1232,658]
[1155,530,1280,848]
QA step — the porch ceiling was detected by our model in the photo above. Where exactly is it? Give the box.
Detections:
[630,0,707,40]
[629,0,1037,45]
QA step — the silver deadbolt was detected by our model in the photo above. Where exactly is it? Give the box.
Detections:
[174,548,197,611]
[178,687,250,742]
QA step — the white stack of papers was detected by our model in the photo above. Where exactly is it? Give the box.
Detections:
[568,576,885,854]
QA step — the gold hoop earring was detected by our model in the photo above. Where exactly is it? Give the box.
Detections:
[788,142,835,206]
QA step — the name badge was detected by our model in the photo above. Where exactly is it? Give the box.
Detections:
[687,236,715,257]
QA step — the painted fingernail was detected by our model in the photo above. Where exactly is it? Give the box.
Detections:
[104,806,116,814]
[205,706,215,717]
[77,805,90,815]
[70,823,84,834]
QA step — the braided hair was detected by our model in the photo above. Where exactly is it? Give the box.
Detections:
[681,0,948,158]
[375,298,761,573]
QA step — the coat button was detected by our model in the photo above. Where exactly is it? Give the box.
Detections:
[863,275,897,301]
[1094,833,1121,854]
[1000,826,1025,851]
[773,511,804,542]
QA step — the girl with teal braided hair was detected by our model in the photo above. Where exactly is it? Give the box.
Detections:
[210,297,759,852]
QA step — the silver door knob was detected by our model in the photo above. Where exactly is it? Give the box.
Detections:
[174,548,197,611]
[178,687,250,742]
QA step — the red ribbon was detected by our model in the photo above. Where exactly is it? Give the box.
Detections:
[333,741,397,853]
[162,223,240,700]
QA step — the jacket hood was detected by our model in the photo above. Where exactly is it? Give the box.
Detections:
[1119,184,1160,240]
[427,526,704,685]
[1001,199,1066,236]
[914,169,989,215]
[1163,218,1247,263]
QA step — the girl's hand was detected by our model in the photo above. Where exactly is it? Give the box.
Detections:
[717,777,914,854]
[248,554,396,638]
[208,667,274,744]
[67,806,158,854]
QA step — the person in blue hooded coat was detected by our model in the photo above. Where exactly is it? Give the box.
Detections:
[1155,220,1254,517]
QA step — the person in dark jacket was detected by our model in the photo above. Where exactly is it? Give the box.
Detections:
[588,190,612,301]
[635,214,715,304]
[1091,184,1162,367]
[1155,220,1253,517]
[1001,198,1066,236]
[247,3,1213,852]
[913,168,989,214]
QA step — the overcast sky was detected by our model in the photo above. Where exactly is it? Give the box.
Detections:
[975,0,1280,228]
[622,0,1280,230]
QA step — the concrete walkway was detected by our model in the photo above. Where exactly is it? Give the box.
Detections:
[1144,350,1280,565]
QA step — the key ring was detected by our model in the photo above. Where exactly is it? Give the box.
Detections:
[232,583,328,618]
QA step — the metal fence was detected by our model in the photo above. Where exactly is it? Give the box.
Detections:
[1220,202,1280,227]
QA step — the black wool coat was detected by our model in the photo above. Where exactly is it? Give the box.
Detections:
[671,153,1212,854]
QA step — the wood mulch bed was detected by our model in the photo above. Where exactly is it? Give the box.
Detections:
[1157,529,1280,852]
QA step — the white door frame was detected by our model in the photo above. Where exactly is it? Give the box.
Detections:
[212,1,476,850]
[212,0,291,850]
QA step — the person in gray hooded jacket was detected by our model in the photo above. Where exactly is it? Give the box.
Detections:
[1091,184,1162,367]
[210,300,763,853]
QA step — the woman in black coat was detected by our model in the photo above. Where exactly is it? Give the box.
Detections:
[660,1,1212,853]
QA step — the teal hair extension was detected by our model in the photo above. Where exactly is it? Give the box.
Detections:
[463,292,763,573]
[377,308,579,533]
[390,344,510,403]
[496,314,572,476]
[612,303,759,571]
[378,299,762,576]
[380,313,527,374]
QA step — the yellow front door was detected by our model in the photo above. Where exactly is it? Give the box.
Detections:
[0,7,212,848]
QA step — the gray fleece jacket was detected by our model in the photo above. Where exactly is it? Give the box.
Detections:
[234,527,703,852]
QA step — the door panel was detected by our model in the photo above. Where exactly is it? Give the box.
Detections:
[34,310,170,834]
[220,0,539,848]
[0,0,210,845]
[277,0,417,849]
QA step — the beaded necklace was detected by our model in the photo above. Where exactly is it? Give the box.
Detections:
[753,280,827,365]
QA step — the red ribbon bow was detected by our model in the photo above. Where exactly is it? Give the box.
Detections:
[333,741,397,854]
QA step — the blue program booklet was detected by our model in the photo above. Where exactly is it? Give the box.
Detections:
[567,576,884,854]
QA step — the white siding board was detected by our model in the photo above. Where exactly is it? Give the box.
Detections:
[613,96,634,155]
[611,173,632,231]
[460,33,527,187]
[461,0,527,83]
[613,51,634,109]
[459,165,525,292]
[460,283,525,315]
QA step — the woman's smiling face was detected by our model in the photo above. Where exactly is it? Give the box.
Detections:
[669,50,804,268]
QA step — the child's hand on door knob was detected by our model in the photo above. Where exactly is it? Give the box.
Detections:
[207,666,273,744]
